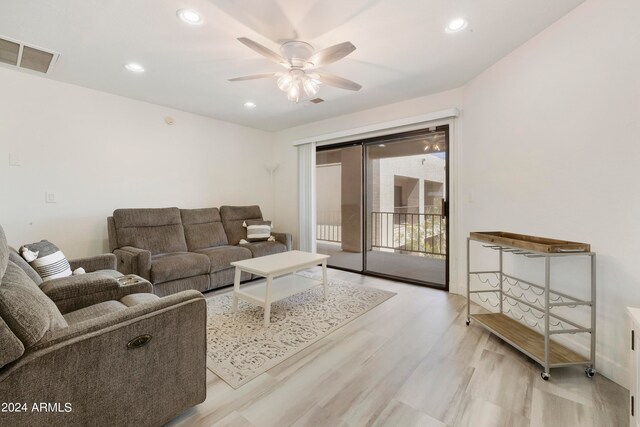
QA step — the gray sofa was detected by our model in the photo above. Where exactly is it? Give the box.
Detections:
[108,205,292,297]
[0,225,206,427]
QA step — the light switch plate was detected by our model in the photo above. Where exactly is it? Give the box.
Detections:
[9,153,21,166]
[45,192,56,203]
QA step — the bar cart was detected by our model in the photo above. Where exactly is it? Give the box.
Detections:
[466,232,596,380]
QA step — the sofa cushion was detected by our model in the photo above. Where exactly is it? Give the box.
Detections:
[195,245,252,273]
[20,240,72,281]
[9,247,43,285]
[150,252,210,284]
[242,241,287,258]
[0,314,24,369]
[220,205,263,246]
[210,267,251,289]
[63,300,127,325]
[113,208,188,255]
[0,262,68,348]
[181,208,228,251]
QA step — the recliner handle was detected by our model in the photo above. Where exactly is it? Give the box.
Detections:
[127,334,152,349]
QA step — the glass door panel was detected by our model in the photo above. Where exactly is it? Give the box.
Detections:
[364,128,448,287]
[315,145,363,271]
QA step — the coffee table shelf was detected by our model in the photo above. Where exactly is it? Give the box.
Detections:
[235,274,323,308]
[231,250,330,326]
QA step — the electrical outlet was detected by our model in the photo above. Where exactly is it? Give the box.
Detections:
[45,192,56,203]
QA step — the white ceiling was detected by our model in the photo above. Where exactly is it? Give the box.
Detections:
[0,0,584,131]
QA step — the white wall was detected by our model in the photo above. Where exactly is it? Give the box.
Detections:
[0,67,275,258]
[458,0,640,388]
[272,0,639,388]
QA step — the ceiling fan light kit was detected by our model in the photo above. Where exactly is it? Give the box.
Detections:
[229,37,362,103]
[303,78,319,97]
[276,73,292,91]
[277,69,320,102]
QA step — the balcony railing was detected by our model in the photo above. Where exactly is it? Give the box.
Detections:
[316,210,342,243]
[316,210,447,257]
[371,211,446,257]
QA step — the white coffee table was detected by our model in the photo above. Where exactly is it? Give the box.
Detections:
[231,250,330,326]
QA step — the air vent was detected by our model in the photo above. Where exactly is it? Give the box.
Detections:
[309,98,324,104]
[0,38,20,66]
[0,35,59,74]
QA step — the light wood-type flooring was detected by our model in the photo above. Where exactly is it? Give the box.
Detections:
[166,268,627,427]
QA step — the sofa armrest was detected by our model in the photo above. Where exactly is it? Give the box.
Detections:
[272,232,293,250]
[37,290,203,348]
[0,291,206,426]
[69,253,117,272]
[114,246,152,280]
[41,272,153,314]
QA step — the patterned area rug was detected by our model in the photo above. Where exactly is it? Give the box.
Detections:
[206,277,395,388]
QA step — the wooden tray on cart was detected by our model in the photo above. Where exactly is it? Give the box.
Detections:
[469,231,590,253]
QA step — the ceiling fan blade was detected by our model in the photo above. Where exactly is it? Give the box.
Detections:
[237,37,288,66]
[210,0,298,43]
[314,72,362,91]
[228,73,279,82]
[307,42,356,68]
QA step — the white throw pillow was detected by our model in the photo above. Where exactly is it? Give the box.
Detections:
[20,240,72,282]
[243,220,272,242]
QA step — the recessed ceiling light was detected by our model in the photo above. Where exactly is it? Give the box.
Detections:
[243,101,256,109]
[124,63,145,73]
[177,9,203,25]
[446,18,468,33]
[378,144,386,148]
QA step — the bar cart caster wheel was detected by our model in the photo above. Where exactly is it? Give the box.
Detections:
[541,372,550,381]
[465,318,470,326]
[585,368,595,378]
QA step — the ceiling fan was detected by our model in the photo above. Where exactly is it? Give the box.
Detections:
[228,37,362,102]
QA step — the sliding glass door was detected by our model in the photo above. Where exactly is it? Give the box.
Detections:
[315,126,449,289]
[364,128,448,287]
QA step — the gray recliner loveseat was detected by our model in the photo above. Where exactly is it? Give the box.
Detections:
[0,225,206,427]
[107,205,292,297]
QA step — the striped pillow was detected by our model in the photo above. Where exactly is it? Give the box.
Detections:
[20,240,72,282]
[244,220,272,242]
